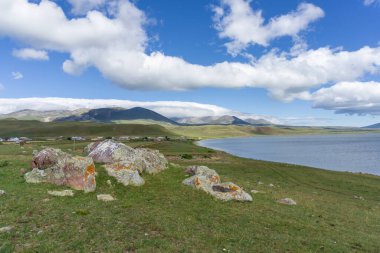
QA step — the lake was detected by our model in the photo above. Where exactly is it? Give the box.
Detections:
[198,134,380,176]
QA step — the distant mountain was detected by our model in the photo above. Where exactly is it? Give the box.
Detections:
[363,123,380,129]
[173,115,252,125]
[55,107,179,125]
[243,118,273,125]
[0,109,88,122]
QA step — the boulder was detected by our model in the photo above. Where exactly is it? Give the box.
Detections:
[183,165,252,202]
[86,140,168,174]
[86,140,134,163]
[104,163,145,186]
[25,149,96,192]
[31,148,70,169]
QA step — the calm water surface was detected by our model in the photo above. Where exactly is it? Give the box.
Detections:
[198,134,380,175]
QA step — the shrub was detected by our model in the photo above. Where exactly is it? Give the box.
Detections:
[181,154,193,160]
[0,160,10,167]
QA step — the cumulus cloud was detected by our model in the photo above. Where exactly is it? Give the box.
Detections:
[13,48,49,61]
[0,97,234,117]
[212,0,324,54]
[11,72,23,80]
[0,0,379,101]
[311,81,380,115]
[67,0,106,14]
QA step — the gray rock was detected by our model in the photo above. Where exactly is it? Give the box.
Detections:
[97,194,115,202]
[182,165,252,202]
[277,198,297,205]
[47,190,74,197]
[0,226,12,233]
[0,190,5,195]
[86,140,168,175]
[104,163,145,186]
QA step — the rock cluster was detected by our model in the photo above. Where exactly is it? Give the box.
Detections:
[183,165,252,202]
[86,140,168,186]
[25,148,96,192]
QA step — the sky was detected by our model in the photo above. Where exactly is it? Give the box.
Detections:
[0,0,380,126]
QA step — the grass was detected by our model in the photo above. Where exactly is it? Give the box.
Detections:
[0,140,380,252]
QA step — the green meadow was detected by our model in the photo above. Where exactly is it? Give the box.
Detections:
[1,137,379,252]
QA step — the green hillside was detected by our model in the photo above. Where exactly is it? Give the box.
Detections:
[0,119,173,138]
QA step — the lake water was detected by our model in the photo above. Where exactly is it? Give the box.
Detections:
[198,134,380,176]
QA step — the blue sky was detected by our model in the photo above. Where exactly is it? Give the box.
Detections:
[0,0,380,126]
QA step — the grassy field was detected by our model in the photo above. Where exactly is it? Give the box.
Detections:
[0,119,174,138]
[0,140,379,252]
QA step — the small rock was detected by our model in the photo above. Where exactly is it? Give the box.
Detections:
[97,194,115,202]
[277,198,297,205]
[48,190,74,197]
[144,233,149,236]
[0,190,5,195]
[354,195,365,200]
[251,190,263,194]
[42,198,50,202]
[268,183,274,187]
[0,226,12,233]
[257,181,264,185]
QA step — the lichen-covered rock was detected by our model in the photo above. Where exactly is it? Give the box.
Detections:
[86,140,168,174]
[25,149,96,192]
[104,163,145,186]
[31,148,70,169]
[211,182,253,202]
[24,168,47,183]
[86,140,134,163]
[183,165,252,202]
[132,148,168,174]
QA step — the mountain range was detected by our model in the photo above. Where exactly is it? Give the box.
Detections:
[0,107,274,126]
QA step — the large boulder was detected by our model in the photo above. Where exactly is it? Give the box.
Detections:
[31,148,70,169]
[86,140,134,164]
[183,165,252,202]
[86,140,168,175]
[25,149,96,192]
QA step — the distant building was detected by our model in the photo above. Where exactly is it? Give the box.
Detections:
[91,137,104,141]
[117,136,130,141]
[19,137,32,141]
[71,136,86,141]
[7,137,20,143]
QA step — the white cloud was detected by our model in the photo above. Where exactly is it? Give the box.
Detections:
[311,81,380,115]
[212,0,324,54]
[363,0,380,6]
[67,0,106,14]
[13,48,49,61]
[0,97,275,121]
[0,1,379,102]
[11,72,23,80]
[0,83,4,91]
